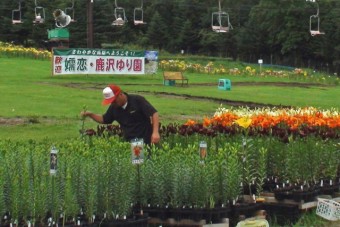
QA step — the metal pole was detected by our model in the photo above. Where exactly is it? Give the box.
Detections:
[87,0,94,48]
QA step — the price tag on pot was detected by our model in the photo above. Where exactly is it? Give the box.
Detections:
[50,146,58,175]
[199,141,207,163]
[131,138,144,165]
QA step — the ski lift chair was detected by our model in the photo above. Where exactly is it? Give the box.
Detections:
[33,6,45,24]
[310,15,325,36]
[112,7,126,26]
[211,11,231,33]
[134,7,146,25]
[133,0,146,25]
[12,9,23,24]
[307,0,325,36]
[12,1,23,24]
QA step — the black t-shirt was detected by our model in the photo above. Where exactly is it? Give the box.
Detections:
[102,93,157,145]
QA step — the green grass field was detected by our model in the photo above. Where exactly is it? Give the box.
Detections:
[0,57,339,142]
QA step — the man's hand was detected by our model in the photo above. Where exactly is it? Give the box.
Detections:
[80,111,89,118]
[151,131,160,144]
[80,111,104,124]
[151,112,160,144]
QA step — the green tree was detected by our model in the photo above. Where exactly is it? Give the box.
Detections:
[145,11,169,50]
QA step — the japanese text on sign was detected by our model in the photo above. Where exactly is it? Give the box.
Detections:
[52,48,145,75]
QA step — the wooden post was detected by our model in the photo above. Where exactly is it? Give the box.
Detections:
[87,0,94,48]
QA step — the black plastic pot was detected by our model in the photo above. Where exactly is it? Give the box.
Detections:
[274,188,293,201]
[319,183,340,195]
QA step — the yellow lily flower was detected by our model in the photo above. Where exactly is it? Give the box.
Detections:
[235,117,252,129]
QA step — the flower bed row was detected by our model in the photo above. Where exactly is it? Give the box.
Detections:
[159,59,339,84]
[181,106,340,141]
[0,42,51,60]
[159,59,308,76]
[91,106,339,141]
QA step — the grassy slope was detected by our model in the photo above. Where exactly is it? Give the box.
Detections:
[0,57,339,142]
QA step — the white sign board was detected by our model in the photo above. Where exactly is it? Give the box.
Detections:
[52,48,145,75]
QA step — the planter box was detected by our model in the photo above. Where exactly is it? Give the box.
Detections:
[148,217,229,227]
[144,206,169,220]
[146,207,230,226]
[95,214,149,227]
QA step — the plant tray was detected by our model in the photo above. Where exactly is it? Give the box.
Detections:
[316,198,340,221]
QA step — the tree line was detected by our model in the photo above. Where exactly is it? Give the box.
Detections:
[0,0,339,74]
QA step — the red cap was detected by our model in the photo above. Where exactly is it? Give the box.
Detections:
[102,84,121,105]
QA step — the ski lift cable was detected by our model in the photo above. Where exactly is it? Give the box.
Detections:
[218,0,222,26]
[173,1,337,12]
[315,1,320,17]
[34,0,43,9]
[3,2,335,12]
[18,0,22,10]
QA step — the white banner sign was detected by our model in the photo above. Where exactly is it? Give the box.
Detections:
[52,48,145,75]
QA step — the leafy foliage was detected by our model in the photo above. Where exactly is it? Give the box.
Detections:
[0,133,338,225]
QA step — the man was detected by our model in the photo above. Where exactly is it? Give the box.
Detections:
[81,84,160,145]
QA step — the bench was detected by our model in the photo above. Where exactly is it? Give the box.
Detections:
[163,71,188,86]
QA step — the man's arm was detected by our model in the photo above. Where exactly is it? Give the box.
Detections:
[81,111,104,124]
[150,112,160,144]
